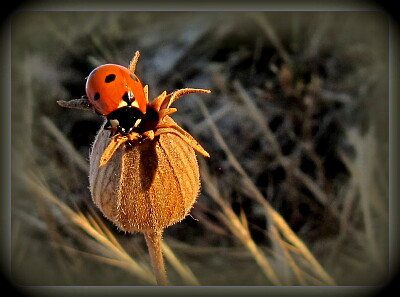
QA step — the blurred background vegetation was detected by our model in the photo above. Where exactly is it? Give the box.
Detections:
[11,10,389,286]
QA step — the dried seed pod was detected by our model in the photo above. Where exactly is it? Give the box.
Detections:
[89,116,202,232]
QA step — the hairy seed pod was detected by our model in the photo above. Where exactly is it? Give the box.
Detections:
[89,116,201,232]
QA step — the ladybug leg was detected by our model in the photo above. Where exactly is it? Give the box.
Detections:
[127,132,140,141]
[104,119,119,137]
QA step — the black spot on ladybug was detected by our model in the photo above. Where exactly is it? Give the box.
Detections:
[94,92,100,100]
[105,74,116,83]
[130,74,139,81]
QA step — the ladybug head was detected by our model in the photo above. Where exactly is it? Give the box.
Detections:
[105,106,144,135]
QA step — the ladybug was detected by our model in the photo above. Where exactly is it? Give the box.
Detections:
[85,64,147,135]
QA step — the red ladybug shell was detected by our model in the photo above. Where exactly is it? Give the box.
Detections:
[85,64,147,116]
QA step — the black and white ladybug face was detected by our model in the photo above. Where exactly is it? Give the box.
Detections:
[105,106,143,135]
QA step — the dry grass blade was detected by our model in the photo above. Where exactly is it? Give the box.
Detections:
[340,128,384,268]
[232,80,282,156]
[251,13,292,65]
[192,101,234,134]
[233,80,333,208]
[270,226,307,285]
[87,206,125,251]
[58,244,144,273]
[200,160,282,285]
[196,97,336,286]
[41,116,89,172]
[20,170,156,285]
[162,242,201,286]
[74,212,156,284]
[266,203,335,285]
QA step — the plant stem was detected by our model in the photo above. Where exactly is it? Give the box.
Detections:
[144,230,168,286]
